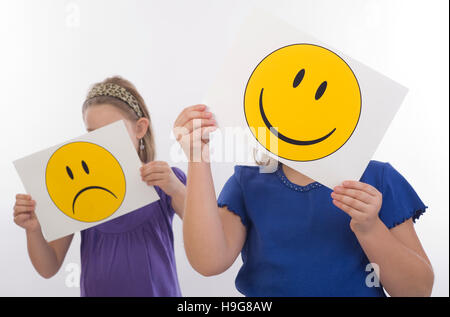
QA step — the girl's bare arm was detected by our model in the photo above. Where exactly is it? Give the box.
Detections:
[174,105,246,276]
[356,219,433,296]
[14,194,74,278]
[183,162,246,276]
[332,181,433,296]
[26,230,74,278]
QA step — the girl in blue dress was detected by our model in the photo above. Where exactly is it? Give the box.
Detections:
[173,104,434,297]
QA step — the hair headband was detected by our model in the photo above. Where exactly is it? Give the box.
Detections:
[85,82,143,117]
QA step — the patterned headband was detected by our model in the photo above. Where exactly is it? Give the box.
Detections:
[85,82,143,118]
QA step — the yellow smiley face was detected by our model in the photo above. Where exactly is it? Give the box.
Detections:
[45,142,126,222]
[244,44,361,161]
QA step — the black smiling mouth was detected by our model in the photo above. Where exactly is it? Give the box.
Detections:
[72,186,117,214]
[259,88,336,145]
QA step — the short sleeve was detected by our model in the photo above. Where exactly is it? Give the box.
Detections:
[217,167,249,228]
[378,163,427,229]
[171,166,187,185]
[154,166,186,218]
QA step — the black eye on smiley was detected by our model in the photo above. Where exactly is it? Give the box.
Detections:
[292,69,327,100]
[65,160,117,214]
[82,160,89,174]
[315,81,327,100]
[293,69,305,88]
[259,68,336,146]
[66,166,74,180]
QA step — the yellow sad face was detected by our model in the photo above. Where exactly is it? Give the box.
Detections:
[244,44,361,161]
[45,142,126,222]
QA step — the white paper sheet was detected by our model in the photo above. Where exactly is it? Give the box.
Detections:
[204,9,408,188]
[13,120,160,242]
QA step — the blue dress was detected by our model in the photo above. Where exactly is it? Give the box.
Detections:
[217,161,427,297]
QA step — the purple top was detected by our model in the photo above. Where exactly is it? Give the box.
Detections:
[79,167,185,297]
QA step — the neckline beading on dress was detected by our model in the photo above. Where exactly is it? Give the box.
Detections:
[275,164,322,192]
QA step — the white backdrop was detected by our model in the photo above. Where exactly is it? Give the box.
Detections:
[0,0,448,297]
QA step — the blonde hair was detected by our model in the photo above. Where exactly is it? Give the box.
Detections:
[82,76,155,163]
[253,148,278,167]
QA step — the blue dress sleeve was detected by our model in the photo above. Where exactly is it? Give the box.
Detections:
[378,163,427,229]
[217,166,249,228]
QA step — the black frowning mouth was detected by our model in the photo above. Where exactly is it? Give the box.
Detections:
[72,186,117,213]
[259,88,336,145]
